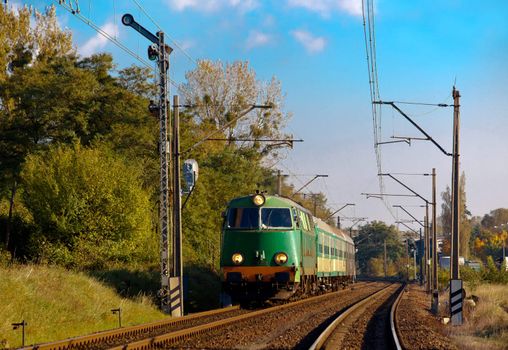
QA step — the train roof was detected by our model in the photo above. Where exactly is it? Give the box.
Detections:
[314,217,354,245]
[227,194,312,214]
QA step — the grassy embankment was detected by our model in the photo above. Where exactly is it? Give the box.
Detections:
[444,284,508,350]
[0,265,166,349]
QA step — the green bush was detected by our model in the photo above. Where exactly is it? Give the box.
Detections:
[482,256,508,284]
[460,266,482,291]
[438,268,450,290]
[20,143,156,268]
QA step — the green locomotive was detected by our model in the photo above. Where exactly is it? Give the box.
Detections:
[220,192,355,302]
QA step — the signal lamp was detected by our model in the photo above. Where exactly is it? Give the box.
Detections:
[251,194,265,206]
[232,253,244,265]
[274,252,288,265]
[148,100,159,115]
[148,44,159,61]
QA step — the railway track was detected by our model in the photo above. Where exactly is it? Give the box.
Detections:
[309,282,405,350]
[160,281,389,349]
[19,305,246,350]
[20,281,400,350]
[103,282,375,349]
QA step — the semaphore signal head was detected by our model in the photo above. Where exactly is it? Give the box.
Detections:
[148,44,159,61]
[121,14,134,26]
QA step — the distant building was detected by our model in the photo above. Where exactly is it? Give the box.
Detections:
[439,256,465,270]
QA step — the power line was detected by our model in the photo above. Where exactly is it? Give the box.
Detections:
[53,0,180,89]
[361,0,396,220]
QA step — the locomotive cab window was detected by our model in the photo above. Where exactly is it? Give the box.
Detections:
[226,208,259,229]
[261,208,292,229]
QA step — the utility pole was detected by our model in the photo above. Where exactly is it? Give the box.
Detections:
[413,247,417,281]
[405,238,409,282]
[384,240,387,278]
[431,168,439,313]
[277,170,282,195]
[425,209,430,293]
[419,227,423,285]
[450,87,463,325]
[171,95,183,316]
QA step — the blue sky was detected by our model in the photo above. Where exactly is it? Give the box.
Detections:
[16,0,508,229]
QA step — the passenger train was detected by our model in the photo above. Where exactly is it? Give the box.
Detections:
[220,192,356,302]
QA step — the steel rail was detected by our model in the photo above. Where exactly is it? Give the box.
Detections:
[390,284,406,350]
[309,283,403,350]
[20,305,240,350]
[107,282,374,350]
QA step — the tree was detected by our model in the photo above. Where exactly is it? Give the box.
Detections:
[0,4,74,249]
[20,143,154,268]
[117,65,157,99]
[180,59,291,157]
[355,221,405,275]
[0,52,160,249]
[481,208,508,229]
[0,5,73,82]
[439,172,471,258]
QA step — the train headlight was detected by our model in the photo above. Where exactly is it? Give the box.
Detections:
[252,194,265,206]
[232,253,244,265]
[274,252,288,265]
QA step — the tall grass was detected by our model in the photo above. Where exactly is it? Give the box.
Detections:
[0,264,165,348]
[449,284,508,350]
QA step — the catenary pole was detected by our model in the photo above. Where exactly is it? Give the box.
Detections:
[432,168,439,312]
[157,31,172,315]
[121,14,176,315]
[384,240,387,278]
[172,95,184,316]
[277,170,282,195]
[451,89,461,280]
[419,227,423,285]
[425,207,430,293]
[450,87,463,325]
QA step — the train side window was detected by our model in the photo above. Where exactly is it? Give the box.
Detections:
[306,214,314,229]
[299,211,309,231]
[292,208,300,228]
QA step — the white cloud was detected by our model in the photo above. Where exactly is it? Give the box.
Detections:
[178,39,195,51]
[167,0,259,13]
[291,30,327,53]
[79,22,117,57]
[288,0,363,17]
[246,31,271,49]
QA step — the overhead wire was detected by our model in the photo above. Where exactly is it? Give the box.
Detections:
[361,0,396,220]
[53,0,180,89]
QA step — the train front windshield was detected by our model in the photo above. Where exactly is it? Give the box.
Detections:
[226,207,292,229]
[261,208,292,228]
[227,208,259,229]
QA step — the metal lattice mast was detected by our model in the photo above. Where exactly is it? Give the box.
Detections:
[157,31,172,314]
